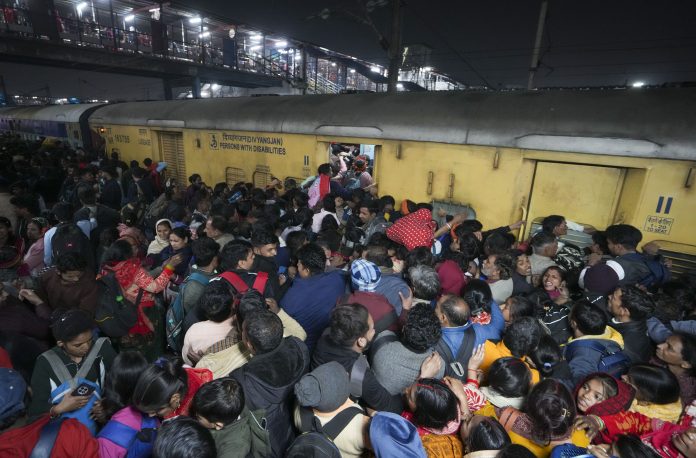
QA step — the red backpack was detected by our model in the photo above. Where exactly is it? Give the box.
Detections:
[218,271,269,305]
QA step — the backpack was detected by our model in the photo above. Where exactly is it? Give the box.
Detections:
[564,339,631,378]
[285,406,363,458]
[29,418,65,458]
[95,271,142,338]
[166,271,211,351]
[623,252,671,289]
[434,325,476,380]
[218,271,269,304]
[97,412,158,458]
[51,222,94,269]
[554,243,586,288]
[42,338,108,435]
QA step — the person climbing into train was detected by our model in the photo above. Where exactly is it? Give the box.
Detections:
[306,163,352,209]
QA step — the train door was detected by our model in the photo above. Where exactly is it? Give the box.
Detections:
[323,142,379,186]
[524,162,625,243]
[158,132,187,187]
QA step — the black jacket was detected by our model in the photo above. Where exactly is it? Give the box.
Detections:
[311,334,403,414]
[611,319,654,364]
[230,336,309,458]
[127,176,155,204]
[99,178,122,210]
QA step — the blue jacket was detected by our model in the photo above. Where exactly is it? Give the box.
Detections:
[440,302,504,357]
[281,270,347,350]
[374,273,410,315]
[564,326,625,384]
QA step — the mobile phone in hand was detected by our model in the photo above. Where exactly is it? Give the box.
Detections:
[71,382,96,397]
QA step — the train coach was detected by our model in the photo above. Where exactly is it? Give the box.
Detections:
[0,103,105,150]
[88,88,696,273]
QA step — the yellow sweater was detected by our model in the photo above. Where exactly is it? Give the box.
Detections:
[507,429,590,458]
[480,340,540,384]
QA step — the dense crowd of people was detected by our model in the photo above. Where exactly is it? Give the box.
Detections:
[0,133,695,458]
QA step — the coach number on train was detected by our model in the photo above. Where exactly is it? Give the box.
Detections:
[208,132,286,155]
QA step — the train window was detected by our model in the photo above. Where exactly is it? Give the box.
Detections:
[158,132,187,187]
[226,167,246,186]
[253,165,273,188]
[529,217,594,250]
[653,240,696,280]
[431,200,477,227]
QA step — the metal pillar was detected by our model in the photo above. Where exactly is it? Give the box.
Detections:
[527,0,549,90]
[192,76,201,98]
[163,79,173,100]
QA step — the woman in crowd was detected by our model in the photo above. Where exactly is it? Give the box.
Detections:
[145,218,172,267]
[101,239,183,360]
[498,378,590,457]
[22,216,49,277]
[402,377,468,456]
[159,226,193,285]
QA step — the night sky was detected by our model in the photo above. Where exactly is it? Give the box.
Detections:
[2,0,696,99]
[182,0,696,88]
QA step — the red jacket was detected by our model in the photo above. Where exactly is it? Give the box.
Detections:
[343,291,401,333]
[0,415,98,458]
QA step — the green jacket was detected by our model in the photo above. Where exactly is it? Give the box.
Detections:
[211,407,269,458]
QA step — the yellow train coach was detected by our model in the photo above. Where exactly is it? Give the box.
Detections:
[88,88,696,274]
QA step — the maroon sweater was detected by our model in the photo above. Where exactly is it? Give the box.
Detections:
[36,268,100,318]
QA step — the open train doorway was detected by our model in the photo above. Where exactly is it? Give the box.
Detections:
[325,142,379,192]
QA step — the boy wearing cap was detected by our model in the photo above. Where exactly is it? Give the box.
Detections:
[293,362,370,458]
[343,259,404,335]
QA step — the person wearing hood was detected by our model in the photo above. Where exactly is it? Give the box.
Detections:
[578,260,625,313]
[146,219,172,266]
[293,362,370,458]
[230,310,309,457]
[565,299,626,383]
[369,411,427,458]
[575,366,684,443]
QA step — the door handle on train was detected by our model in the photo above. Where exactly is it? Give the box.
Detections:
[517,205,528,241]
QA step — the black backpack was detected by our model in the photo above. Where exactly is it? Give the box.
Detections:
[51,222,95,270]
[434,325,476,380]
[285,406,362,458]
[94,271,142,338]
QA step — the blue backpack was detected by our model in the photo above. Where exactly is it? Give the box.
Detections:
[565,339,631,378]
[42,337,109,435]
[166,271,210,351]
[97,412,158,458]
